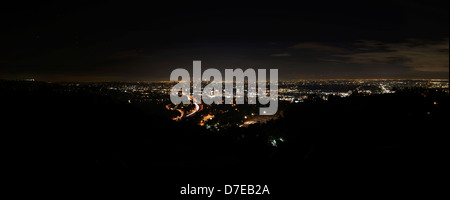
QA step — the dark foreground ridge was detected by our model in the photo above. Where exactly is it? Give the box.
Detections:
[2,80,447,199]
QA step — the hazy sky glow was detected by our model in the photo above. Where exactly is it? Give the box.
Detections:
[0,1,448,81]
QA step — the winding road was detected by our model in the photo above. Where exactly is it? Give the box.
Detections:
[166,95,203,121]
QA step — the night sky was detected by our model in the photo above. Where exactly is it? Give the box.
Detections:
[1,0,448,81]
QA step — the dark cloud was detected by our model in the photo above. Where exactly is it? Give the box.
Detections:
[271,53,291,57]
[333,38,449,72]
[290,43,348,53]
